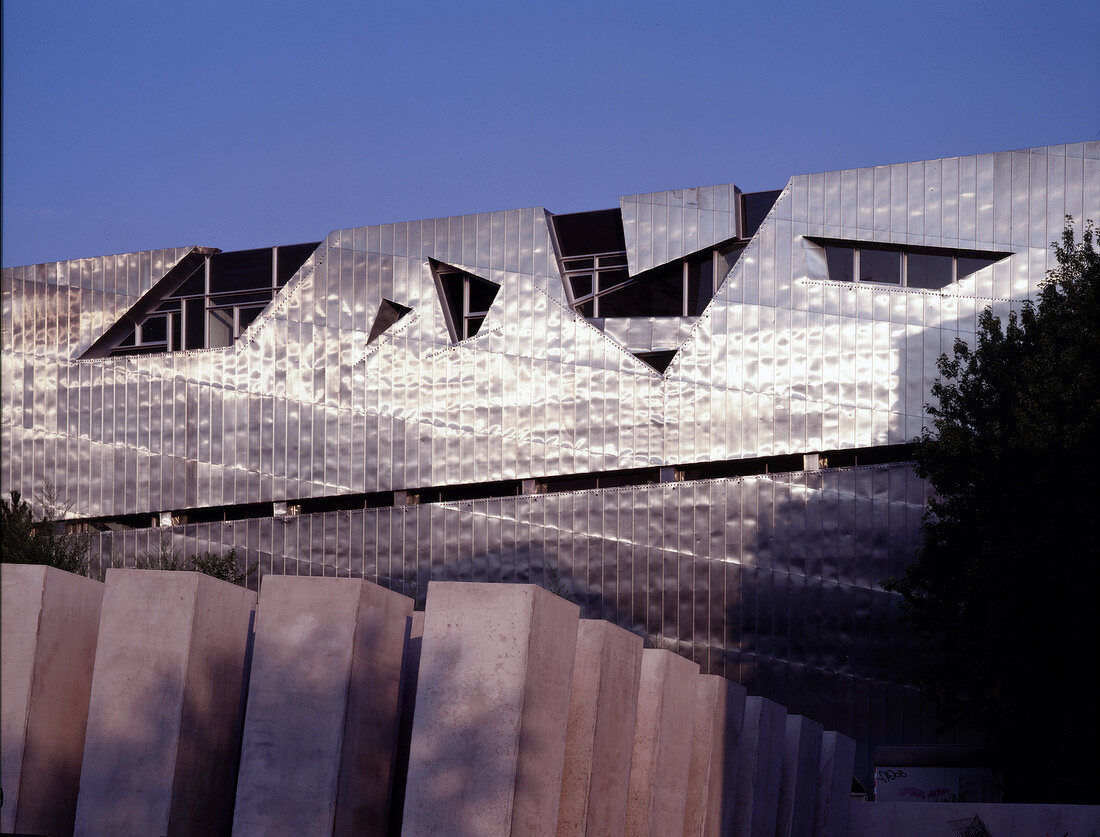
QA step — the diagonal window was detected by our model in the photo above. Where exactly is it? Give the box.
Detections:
[367,298,413,344]
[430,261,500,342]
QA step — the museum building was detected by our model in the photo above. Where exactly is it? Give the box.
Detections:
[4,141,1098,783]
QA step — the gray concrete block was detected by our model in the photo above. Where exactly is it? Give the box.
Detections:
[625,648,701,837]
[731,695,786,837]
[73,569,255,837]
[402,582,580,836]
[684,673,748,837]
[232,576,412,836]
[1,564,103,837]
[776,714,823,837]
[557,619,644,837]
[813,730,855,837]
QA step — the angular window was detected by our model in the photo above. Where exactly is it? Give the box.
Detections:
[808,238,1011,290]
[634,350,676,373]
[92,241,319,356]
[367,298,413,344]
[554,207,744,319]
[431,261,500,342]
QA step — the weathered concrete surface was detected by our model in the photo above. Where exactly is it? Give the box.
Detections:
[73,569,255,837]
[388,610,425,837]
[683,674,747,837]
[557,620,644,836]
[814,730,855,837]
[730,695,786,837]
[402,582,580,836]
[232,576,412,836]
[1,564,103,837]
[776,714,823,837]
[625,648,700,837]
[847,801,1100,835]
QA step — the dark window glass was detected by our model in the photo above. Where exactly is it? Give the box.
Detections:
[552,209,626,257]
[596,268,630,292]
[170,312,182,351]
[825,246,854,282]
[956,255,998,280]
[209,289,272,305]
[601,252,629,267]
[441,272,465,330]
[741,190,782,237]
[209,248,273,294]
[717,243,745,279]
[634,350,676,372]
[172,262,206,298]
[367,298,412,343]
[186,298,205,349]
[119,329,136,347]
[275,242,320,286]
[570,275,592,298]
[686,255,714,315]
[906,252,953,289]
[238,306,266,331]
[859,248,900,284]
[563,257,593,272]
[140,315,167,343]
[578,300,594,317]
[467,276,499,314]
[465,316,485,337]
[598,272,682,316]
[156,300,182,313]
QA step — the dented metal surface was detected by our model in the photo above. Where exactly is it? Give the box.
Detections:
[4,141,1099,781]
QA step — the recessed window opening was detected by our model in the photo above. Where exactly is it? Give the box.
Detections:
[809,238,1008,290]
[107,242,319,356]
[432,262,500,342]
[563,239,745,318]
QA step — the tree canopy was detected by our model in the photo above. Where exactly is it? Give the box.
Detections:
[1,485,93,575]
[885,220,1100,803]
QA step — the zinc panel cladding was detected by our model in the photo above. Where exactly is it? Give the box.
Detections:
[4,143,1098,782]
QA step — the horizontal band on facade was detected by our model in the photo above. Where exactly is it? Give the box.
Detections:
[73,442,916,532]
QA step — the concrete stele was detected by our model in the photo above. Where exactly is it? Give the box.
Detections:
[1,564,103,837]
[401,582,580,836]
[814,730,856,837]
[557,619,644,837]
[683,673,748,837]
[232,576,413,836]
[776,714,824,837]
[388,610,426,837]
[73,569,256,837]
[625,648,701,837]
[730,695,787,837]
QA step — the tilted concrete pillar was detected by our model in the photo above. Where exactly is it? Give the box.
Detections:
[73,569,255,837]
[1,564,103,837]
[232,576,412,836]
[557,620,644,836]
[402,582,580,836]
[683,674,748,837]
[814,730,856,837]
[388,609,426,837]
[776,714,824,837]
[730,695,787,837]
[625,648,700,836]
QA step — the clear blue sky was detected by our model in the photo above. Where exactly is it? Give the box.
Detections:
[4,0,1099,267]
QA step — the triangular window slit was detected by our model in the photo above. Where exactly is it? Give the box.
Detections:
[633,350,676,373]
[429,260,500,342]
[368,298,413,344]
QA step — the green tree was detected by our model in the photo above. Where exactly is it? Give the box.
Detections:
[885,220,1100,803]
[1,484,93,575]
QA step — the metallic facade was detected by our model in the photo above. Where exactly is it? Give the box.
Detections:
[4,142,1099,781]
